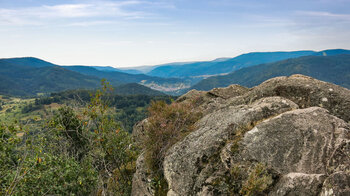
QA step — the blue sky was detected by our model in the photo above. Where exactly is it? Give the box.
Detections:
[0,0,349,67]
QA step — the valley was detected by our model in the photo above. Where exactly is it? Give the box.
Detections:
[1,49,349,97]
[1,49,350,196]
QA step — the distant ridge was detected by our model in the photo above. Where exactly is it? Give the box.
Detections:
[147,49,350,78]
[91,66,143,74]
[1,49,349,96]
[190,54,350,91]
[0,59,168,96]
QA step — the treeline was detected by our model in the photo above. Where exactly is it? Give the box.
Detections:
[21,89,175,132]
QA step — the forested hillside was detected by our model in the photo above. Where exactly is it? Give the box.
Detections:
[0,60,101,96]
[147,49,350,78]
[191,54,350,91]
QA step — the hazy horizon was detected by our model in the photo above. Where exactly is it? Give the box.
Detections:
[1,0,350,67]
[2,48,349,69]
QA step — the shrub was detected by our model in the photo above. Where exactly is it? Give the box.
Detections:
[240,163,273,196]
[142,100,202,194]
[1,80,139,195]
[51,106,89,161]
[0,123,97,195]
[49,79,139,195]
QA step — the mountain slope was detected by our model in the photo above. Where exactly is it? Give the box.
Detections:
[0,57,56,68]
[191,54,350,91]
[114,83,165,96]
[147,49,350,78]
[147,51,315,78]
[0,63,101,96]
[0,58,176,96]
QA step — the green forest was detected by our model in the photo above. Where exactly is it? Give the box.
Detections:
[0,80,175,195]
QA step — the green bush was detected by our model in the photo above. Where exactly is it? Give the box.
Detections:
[0,123,97,195]
[1,80,139,195]
[240,163,273,196]
[142,100,202,195]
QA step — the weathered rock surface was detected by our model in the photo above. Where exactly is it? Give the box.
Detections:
[132,119,149,146]
[270,173,326,196]
[320,172,350,196]
[226,75,350,122]
[208,84,249,99]
[163,97,298,195]
[131,153,153,196]
[240,107,350,175]
[132,75,350,196]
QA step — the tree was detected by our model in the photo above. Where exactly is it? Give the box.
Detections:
[1,80,139,195]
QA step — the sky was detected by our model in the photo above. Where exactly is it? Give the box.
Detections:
[0,0,349,67]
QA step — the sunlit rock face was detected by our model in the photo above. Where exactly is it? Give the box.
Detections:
[132,75,350,196]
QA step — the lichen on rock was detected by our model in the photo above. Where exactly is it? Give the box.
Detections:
[132,75,350,196]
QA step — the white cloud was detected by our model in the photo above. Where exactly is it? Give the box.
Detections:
[297,11,350,21]
[42,4,95,18]
[0,1,148,26]
[66,20,116,27]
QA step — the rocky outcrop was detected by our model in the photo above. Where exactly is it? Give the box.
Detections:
[163,97,298,195]
[226,75,350,122]
[132,75,350,196]
[240,107,349,175]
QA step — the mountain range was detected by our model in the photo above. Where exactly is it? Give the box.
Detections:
[1,49,349,97]
[143,49,350,78]
[0,57,191,96]
[191,54,350,91]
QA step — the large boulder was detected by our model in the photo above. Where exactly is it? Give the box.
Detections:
[240,107,350,175]
[226,75,350,122]
[164,97,298,195]
[131,75,350,196]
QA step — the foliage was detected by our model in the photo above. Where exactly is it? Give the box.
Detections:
[21,103,44,114]
[0,80,139,195]
[23,88,175,132]
[142,100,202,195]
[240,163,273,196]
[0,123,97,195]
[82,80,139,195]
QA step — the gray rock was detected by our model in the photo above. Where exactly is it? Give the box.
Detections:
[132,119,149,146]
[208,84,248,99]
[176,89,225,116]
[241,107,350,175]
[227,74,350,122]
[131,153,154,196]
[320,172,350,196]
[131,75,350,196]
[270,173,326,196]
[163,97,298,195]
[176,89,208,103]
